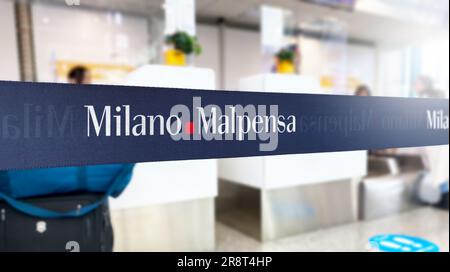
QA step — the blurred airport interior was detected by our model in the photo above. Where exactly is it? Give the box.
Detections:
[0,0,448,252]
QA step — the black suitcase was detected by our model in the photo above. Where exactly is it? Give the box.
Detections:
[0,193,113,252]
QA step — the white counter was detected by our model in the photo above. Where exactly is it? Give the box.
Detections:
[218,74,367,189]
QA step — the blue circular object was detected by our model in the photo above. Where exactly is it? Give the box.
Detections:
[369,234,440,252]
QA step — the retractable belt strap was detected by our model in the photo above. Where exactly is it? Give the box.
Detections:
[0,80,448,171]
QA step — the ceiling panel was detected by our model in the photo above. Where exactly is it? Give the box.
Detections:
[31,0,448,45]
[197,0,261,19]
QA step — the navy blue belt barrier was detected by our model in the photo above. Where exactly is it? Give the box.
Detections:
[0,80,448,171]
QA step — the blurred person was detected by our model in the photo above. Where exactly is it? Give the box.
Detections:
[393,76,449,206]
[354,84,371,97]
[68,65,91,84]
[66,65,134,201]
[414,75,445,98]
[355,81,448,207]
[412,76,449,206]
[0,66,134,251]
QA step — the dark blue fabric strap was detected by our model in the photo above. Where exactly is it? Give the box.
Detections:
[0,164,134,219]
[0,80,448,171]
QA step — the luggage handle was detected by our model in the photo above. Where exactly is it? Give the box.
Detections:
[0,164,134,219]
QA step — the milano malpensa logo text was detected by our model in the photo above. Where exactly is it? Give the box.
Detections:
[84,97,296,151]
[1,98,447,152]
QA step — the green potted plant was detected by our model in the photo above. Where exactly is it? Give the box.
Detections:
[275,46,296,74]
[165,31,202,66]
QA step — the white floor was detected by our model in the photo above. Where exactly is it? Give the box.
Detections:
[215,207,449,252]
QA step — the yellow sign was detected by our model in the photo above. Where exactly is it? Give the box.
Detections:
[55,60,135,84]
[320,75,361,92]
